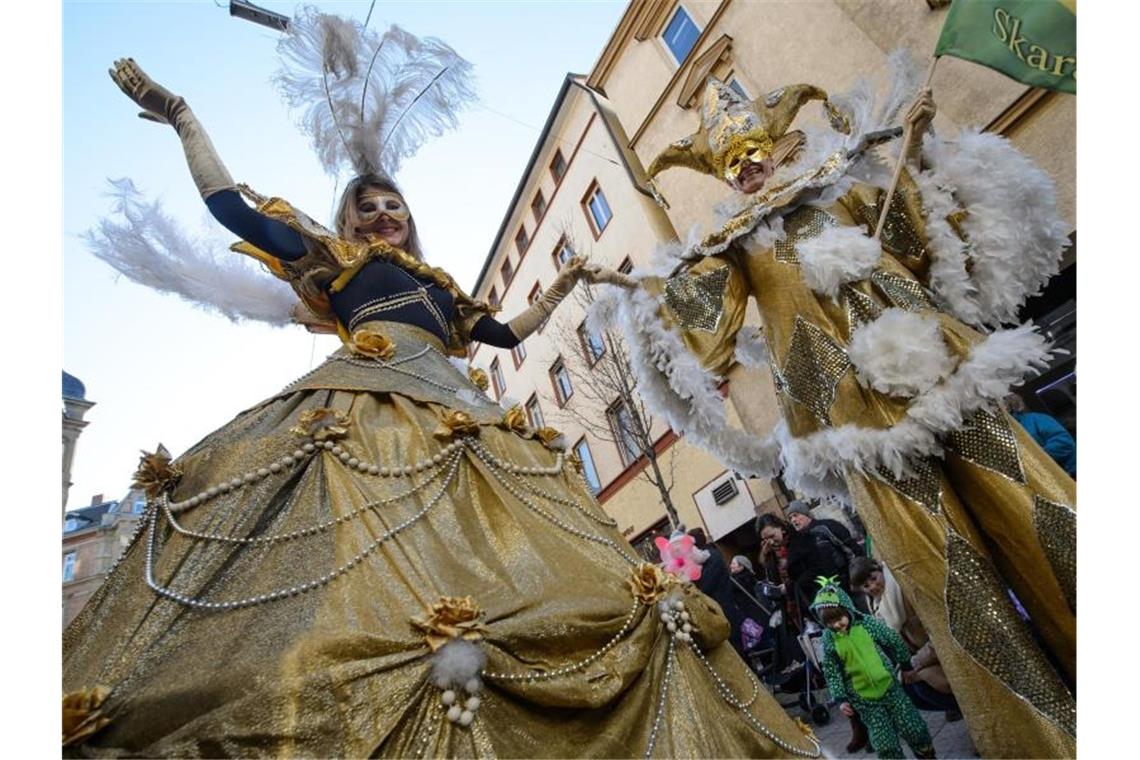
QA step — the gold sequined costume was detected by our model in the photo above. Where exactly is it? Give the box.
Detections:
[62,201,822,758]
[613,79,1076,758]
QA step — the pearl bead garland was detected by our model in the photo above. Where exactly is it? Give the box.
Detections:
[144,455,462,610]
[484,598,641,682]
[465,439,639,566]
[644,636,676,759]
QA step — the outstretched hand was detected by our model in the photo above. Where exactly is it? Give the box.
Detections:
[109,58,182,125]
[559,256,637,290]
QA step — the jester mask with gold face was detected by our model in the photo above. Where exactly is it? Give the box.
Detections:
[647,79,830,191]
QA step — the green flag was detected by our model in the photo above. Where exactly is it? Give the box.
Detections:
[935,0,1075,94]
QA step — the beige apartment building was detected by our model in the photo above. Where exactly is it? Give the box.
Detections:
[471,0,1077,549]
[63,490,145,627]
[469,75,778,551]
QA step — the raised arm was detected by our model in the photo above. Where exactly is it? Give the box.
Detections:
[109,58,305,261]
[470,257,635,348]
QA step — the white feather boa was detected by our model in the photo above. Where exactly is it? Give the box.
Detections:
[847,309,955,397]
[797,225,882,300]
[591,281,1056,490]
[915,129,1070,327]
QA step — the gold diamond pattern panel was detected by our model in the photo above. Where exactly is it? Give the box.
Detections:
[855,190,927,261]
[1033,496,1076,614]
[946,408,1027,485]
[663,265,732,333]
[842,285,883,329]
[872,457,942,514]
[945,532,1077,737]
[773,206,838,264]
[871,270,935,312]
[775,317,851,424]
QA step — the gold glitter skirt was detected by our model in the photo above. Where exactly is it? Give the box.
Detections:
[62,324,821,758]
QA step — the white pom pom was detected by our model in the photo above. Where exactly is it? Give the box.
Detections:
[430,640,486,690]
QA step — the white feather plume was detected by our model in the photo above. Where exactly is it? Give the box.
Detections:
[274,7,477,178]
[429,639,486,689]
[81,178,297,325]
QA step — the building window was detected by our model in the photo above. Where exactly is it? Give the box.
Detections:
[525,394,545,429]
[661,5,701,64]
[618,256,633,274]
[553,236,576,270]
[607,398,641,466]
[133,496,147,513]
[575,437,602,495]
[490,357,505,400]
[578,320,606,365]
[550,357,573,406]
[727,76,751,100]
[488,287,499,307]
[531,190,547,224]
[584,183,613,236]
[64,517,79,532]
[63,552,77,582]
[528,282,548,333]
[550,149,568,183]
[514,227,529,256]
[501,256,515,287]
[511,340,527,369]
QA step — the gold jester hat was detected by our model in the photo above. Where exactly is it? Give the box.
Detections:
[647,79,827,183]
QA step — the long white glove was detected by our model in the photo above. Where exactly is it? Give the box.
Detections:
[506,257,635,341]
[109,58,235,199]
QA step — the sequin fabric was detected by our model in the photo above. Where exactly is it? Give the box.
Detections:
[842,285,882,329]
[945,532,1077,737]
[871,270,935,312]
[946,408,1027,484]
[856,190,927,261]
[1033,496,1077,613]
[773,317,850,425]
[872,458,942,515]
[773,206,838,264]
[664,264,731,333]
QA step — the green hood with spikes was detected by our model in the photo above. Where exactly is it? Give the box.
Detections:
[809,576,861,618]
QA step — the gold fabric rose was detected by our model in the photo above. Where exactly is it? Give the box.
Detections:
[131,444,182,499]
[534,426,565,450]
[410,596,489,652]
[290,408,351,442]
[434,409,480,440]
[468,367,489,392]
[63,686,112,747]
[348,327,397,361]
[501,405,529,435]
[627,562,677,605]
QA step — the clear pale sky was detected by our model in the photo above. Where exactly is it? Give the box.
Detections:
[63,0,626,508]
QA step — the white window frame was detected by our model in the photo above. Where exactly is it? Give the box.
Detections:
[660,3,702,65]
[63,552,77,582]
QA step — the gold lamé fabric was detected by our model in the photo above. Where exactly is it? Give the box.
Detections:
[62,325,819,758]
[663,179,1076,757]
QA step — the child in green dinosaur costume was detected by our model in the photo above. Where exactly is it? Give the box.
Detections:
[812,577,935,759]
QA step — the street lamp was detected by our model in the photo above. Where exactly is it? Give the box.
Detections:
[229,0,289,32]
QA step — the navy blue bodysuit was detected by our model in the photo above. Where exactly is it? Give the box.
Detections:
[206,190,520,348]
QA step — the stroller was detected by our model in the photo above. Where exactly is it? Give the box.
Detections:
[743,581,832,726]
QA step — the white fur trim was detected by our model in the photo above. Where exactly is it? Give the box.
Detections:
[919,130,1070,327]
[733,327,770,368]
[430,640,486,689]
[847,309,956,397]
[796,225,881,299]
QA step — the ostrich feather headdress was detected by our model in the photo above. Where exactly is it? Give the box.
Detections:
[273,6,477,179]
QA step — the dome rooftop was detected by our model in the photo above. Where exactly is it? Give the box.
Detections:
[63,371,87,400]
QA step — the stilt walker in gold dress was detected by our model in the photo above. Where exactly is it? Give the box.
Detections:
[63,10,823,758]
[595,61,1076,758]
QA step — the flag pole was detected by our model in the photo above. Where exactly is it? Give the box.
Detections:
[873,55,940,240]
